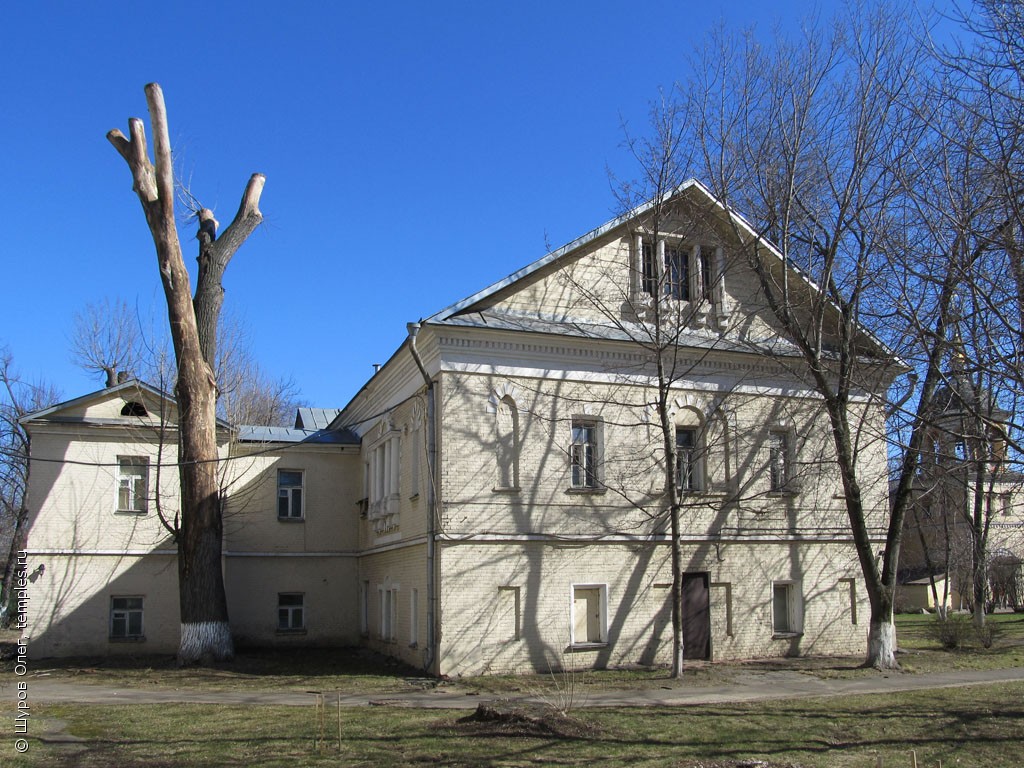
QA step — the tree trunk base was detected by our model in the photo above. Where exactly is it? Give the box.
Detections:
[865,620,899,670]
[178,621,234,665]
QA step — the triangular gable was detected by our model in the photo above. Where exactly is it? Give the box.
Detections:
[20,379,178,426]
[425,178,896,362]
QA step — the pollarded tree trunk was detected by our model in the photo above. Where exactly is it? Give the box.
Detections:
[108,83,264,664]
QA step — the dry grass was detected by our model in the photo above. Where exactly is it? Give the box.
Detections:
[2,682,1021,767]
[3,612,1021,697]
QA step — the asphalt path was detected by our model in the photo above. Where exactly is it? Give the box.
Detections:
[10,665,1024,709]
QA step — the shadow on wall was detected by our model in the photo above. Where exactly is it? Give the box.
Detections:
[26,550,181,659]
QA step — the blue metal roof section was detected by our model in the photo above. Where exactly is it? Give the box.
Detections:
[294,407,342,430]
[236,424,359,445]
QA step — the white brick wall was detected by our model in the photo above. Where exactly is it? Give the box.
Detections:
[437,540,867,677]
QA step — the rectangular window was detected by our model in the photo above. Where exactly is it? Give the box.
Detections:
[570,421,599,489]
[641,240,658,297]
[110,596,144,639]
[116,457,149,513]
[572,584,607,645]
[277,469,304,519]
[676,427,701,492]
[369,436,401,503]
[999,493,1012,517]
[278,593,304,631]
[699,248,713,302]
[772,582,800,635]
[768,431,790,491]
[665,245,690,300]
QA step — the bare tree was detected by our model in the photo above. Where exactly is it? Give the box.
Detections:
[885,0,1024,629]
[70,298,145,387]
[548,96,816,676]
[665,0,1024,668]
[0,349,60,626]
[670,6,937,668]
[107,83,265,663]
[213,309,302,426]
[945,0,1024,326]
[70,299,301,427]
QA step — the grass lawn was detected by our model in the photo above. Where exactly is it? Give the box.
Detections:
[2,682,1021,767]
[893,611,1024,674]
[1,614,1021,766]
[3,612,1021,696]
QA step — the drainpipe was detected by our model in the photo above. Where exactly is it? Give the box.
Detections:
[407,322,437,674]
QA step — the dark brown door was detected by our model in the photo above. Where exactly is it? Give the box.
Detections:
[681,572,711,660]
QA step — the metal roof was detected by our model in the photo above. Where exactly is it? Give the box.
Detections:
[437,308,804,358]
[236,425,359,445]
[294,407,342,430]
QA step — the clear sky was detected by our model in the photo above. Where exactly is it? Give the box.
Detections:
[0,1,953,412]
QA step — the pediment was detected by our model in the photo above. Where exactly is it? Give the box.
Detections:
[20,380,179,428]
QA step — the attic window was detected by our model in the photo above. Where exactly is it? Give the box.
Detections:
[121,402,148,417]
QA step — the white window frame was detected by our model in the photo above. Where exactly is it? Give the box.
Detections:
[675,426,703,493]
[640,239,659,297]
[110,595,144,639]
[698,247,713,303]
[570,419,600,490]
[116,456,149,514]
[664,243,690,301]
[277,592,305,631]
[768,430,792,492]
[277,469,305,520]
[369,434,401,504]
[570,583,608,647]
[771,581,802,636]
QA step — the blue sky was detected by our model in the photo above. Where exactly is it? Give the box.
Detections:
[0,1,953,411]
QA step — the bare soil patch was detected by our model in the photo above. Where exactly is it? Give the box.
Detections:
[456,700,601,739]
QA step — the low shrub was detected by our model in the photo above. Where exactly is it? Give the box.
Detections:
[929,614,972,650]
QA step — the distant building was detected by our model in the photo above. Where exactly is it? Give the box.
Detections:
[899,365,1024,612]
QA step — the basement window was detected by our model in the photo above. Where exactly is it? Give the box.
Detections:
[110,596,144,640]
[277,593,305,631]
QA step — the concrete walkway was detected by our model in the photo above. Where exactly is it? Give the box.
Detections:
[13,665,1024,709]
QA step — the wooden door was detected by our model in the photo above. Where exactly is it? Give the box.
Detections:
[681,572,711,660]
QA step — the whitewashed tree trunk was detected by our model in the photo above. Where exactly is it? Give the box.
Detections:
[866,620,898,670]
[179,622,234,664]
